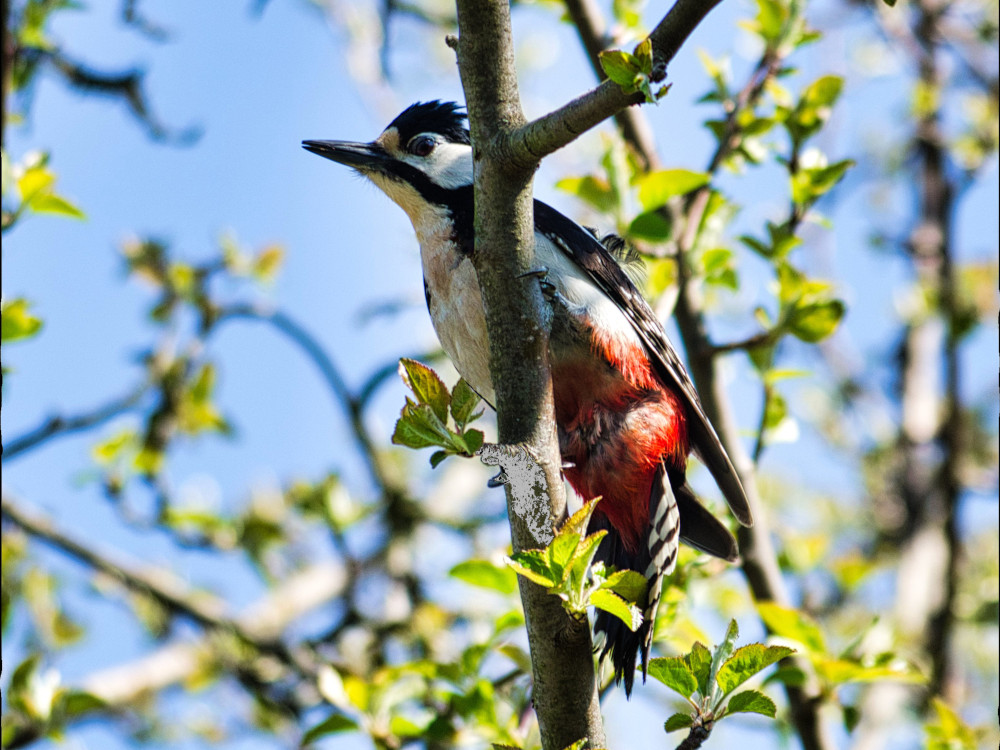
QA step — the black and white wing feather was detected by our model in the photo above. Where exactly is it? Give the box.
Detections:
[533,200,753,528]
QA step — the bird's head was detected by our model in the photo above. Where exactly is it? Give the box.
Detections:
[304,101,472,225]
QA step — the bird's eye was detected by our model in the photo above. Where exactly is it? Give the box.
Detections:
[409,135,436,157]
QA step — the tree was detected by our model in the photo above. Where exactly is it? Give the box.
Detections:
[2,0,997,749]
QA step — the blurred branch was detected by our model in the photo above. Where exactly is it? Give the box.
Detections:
[562,4,834,749]
[121,0,171,41]
[41,49,199,143]
[511,0,724,166]
[561,0,662,171]
[710,331,775,355]
[2,383,149,461]
[0,496,323,678]
[897,0,963,703]
[1,553,346,749]
[2,0,11,147]
[217,304,406,501]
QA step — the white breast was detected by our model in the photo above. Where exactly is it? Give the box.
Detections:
[417,225,496,406]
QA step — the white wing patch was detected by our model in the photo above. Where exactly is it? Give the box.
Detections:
[535,232,645,351]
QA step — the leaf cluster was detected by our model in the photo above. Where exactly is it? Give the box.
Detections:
[653,620,793,735]
[392,358,485,468]
[599,39,669,104]
[649,620,794,732]
[505,500,648,632]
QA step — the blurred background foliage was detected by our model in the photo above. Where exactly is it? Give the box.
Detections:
[1,0,997,748]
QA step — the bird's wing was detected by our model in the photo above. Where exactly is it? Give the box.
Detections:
[533,200,753,527]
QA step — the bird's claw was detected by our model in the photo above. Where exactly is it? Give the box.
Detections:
[520,266,560,304]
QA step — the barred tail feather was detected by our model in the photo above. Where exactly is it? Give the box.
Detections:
[591,463,680,697]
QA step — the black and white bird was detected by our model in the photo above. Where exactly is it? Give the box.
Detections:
[304,101,752,695]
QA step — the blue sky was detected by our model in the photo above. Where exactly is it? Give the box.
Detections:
[3,0,997,748]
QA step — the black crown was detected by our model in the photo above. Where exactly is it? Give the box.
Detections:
[388,101,471,145]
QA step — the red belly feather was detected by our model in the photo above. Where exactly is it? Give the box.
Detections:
[553,327,688,553]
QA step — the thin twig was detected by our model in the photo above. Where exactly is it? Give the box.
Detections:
[3,383,150,461]
[216,304,404,500]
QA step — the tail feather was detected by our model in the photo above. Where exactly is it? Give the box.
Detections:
[591,466,738,697]
[592,463,679,697]
[590,512,650,697]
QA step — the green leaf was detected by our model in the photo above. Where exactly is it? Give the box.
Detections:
[450,378,483,425]
[716,644,796,695]
[725,689,777,717]
[556,175,616,213]
[627,210,673,242]
[251,245,284,282]
[449,560,518,594]
[686,642,713,696]
[301,713,358,745]
[813,656,924,686]
[461,428,484,454]
[757,602,826,654]
[16,163,55,200]
[664,713,694,732]
[398,358,450,424]
[790,159,854,205]
[60,691,106,717]
[547,530,581,582]
[559,497,601,538]
[708,620,741,702]
[392,400,452,450]
[702,247,738,289]
[784,76,844,145]
[632,38,653,71]
[27,193,85,219]
[590,589,642,632]
[762,390,788,430]
[787,299,845,342]
[505,551,557,588]
[740,234,773,258]
[429,450,449,468]
[599,569,648,604]
[647,656,699,699]
[636,169,710,210]
[599,50,641,90]
[1,298,44,342]
[925,697,977,750]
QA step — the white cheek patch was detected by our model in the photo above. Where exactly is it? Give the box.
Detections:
[399,140,473,190]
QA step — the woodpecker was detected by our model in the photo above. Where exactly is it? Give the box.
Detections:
[304,101,753,695]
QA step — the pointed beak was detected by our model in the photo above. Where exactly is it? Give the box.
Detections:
[302,139,389,172]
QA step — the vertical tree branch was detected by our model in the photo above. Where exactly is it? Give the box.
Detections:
[451,2,606,747]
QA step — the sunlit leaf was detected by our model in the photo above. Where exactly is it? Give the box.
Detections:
[664,712,694,732]
[301,713,358,745]
[450,560,518,594]
[1,298,44,342]
[758,602,826,654]
[399,358,450,423]
[647,656,698,698]
[591,589,642,631]
[716,644,796,695]
[636,169,710,210]
[725,689,777,717]
[505,551,557,588]
[686,641,713,696]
